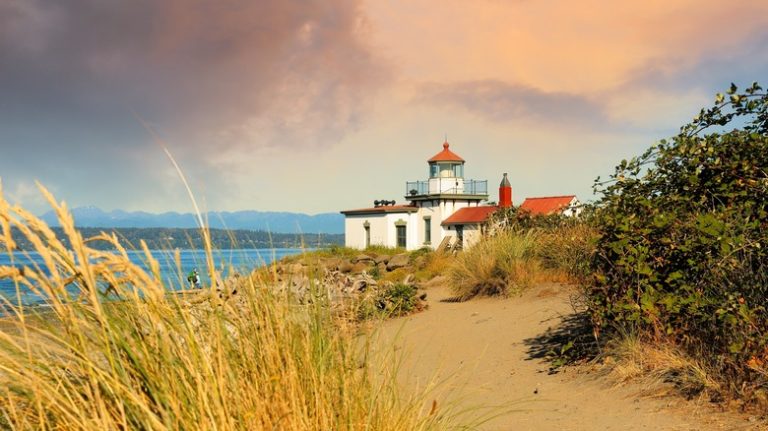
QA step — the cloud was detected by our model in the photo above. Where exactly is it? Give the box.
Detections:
[0,0,388,152]
[0,0,389,212]
[416,80,608,127]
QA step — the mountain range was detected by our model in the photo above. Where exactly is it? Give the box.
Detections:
[40,206,344,234]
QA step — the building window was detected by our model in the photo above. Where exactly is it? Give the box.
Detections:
[452,164,463,178]
[456,225,464,248]
[364,225,370,247]
[430,163,439,178]
[423,217,431,244]
[396,224,407,248]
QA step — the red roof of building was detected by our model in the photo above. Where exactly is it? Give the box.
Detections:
[441,206,498,225]
[340,204,419,215]
[428,142,465,163]
[519,196,576,215]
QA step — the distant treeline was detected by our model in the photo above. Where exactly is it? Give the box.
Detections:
[8,227,344,251]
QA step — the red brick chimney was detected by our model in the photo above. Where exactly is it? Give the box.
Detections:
[499,173,512,208]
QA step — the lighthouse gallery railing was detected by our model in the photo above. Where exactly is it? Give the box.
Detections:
[405,179,488,196]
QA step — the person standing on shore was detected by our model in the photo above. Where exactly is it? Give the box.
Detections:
[187,268,201,289]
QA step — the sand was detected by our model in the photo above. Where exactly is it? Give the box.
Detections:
[377,282,760,430]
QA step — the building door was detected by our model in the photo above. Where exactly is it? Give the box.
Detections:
[396,225,407,248]
[455,225,464,249]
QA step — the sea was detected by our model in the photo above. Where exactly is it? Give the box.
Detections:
[0,248,307,307]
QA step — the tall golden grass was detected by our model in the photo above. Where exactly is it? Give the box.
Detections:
[600,331,721,400]
[0,185,448,430]
[448,231,542,300]
[447,224,597,300]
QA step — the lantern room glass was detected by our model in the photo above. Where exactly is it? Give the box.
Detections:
[430,163,439,178]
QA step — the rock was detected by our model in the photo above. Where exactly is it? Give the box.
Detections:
[374,255,390,265]
[353,254,374,264]
[338,261,354,273]
[352,262,369,273]
[324,258,343,270]
[402,274,415,285]
[376,262,387,274]
[386,253,410,271]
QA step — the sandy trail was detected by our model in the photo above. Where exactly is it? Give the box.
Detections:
[377,283,754,430]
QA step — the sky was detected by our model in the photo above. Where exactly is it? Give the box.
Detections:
[1,0,767,215]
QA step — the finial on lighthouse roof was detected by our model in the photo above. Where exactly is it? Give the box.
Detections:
[428,139,465,163]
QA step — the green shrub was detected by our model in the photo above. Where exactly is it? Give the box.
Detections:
[588,82,768,396]
[357,283,420,320]
[380,283,419,316]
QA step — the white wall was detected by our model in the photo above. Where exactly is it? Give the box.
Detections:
[428,177,464,194]
[443,224,482,249]
[344,214,388,249]
[562,197,582,217]
[414,199,484,249]
[344,211,422,250]
[344,198,487,251]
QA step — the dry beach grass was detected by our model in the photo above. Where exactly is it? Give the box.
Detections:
[0,185,449,430]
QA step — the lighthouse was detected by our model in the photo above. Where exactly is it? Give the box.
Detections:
[342,140,489,250]
[341,139,581,250]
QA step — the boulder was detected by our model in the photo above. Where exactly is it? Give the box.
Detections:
[386,253,410,271]
[338,261,354,273]
[324,258,343,270]
[353,254,375,264]
[374,255,391,265]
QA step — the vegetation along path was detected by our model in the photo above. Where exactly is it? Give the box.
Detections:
[378,282,755,430]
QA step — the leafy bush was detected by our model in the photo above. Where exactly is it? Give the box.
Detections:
[357,283,421,320]
[588,83,768,397]
[380,283,419,316]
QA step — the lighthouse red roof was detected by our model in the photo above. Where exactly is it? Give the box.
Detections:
[519,196,576,215]
[441,206,498,225]
[428,142,465,163]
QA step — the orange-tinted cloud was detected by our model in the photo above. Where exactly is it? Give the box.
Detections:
[365,0,768,92]
[2,0,767,214]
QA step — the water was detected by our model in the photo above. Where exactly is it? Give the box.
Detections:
[0,248,307,306]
